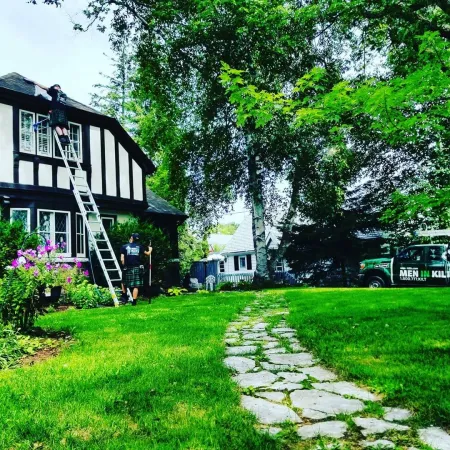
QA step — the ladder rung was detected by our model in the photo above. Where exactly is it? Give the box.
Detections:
[110,279,122,282]
[103,259,115,262]
[106,268,119,271]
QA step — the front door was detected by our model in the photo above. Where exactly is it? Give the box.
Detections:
[425,245,448,286]
[393,246,427,286]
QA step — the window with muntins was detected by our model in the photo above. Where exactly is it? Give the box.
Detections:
[20,110,34,153]
[38,210,70,255]
[37,114,52,157]
[219,260,225,273]
[10,208,30,232]
[53,122,82,161]
[76,213,85,257]
[239,256,246,269]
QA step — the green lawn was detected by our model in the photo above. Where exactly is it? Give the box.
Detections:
[0,293,278,450]
[286,288,450,428]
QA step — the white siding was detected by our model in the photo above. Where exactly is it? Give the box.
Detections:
[223,253,256,273]
[104,130,116,196]
[39,163,53,187]
[133,160,143,201]
[0,104,14,183]
[19,160,33,185]
[90,126,102,194]
[118,144,130,199]
[57,166,70,190]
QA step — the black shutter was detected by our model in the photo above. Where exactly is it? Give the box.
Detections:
[234,255,239,271]
[246,254,252,270]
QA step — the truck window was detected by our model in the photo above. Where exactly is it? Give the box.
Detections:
[397,247,424,262]
[427,246,444,262]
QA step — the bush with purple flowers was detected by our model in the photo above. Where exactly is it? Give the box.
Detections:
[0,242,88,330]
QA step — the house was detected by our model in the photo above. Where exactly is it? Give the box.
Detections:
[217,215,293,283]
[0,72,187,284]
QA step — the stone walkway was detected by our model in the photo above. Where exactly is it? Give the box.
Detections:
[223,296,450,449]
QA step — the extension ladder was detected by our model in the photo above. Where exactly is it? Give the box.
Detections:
[54,131,131,306]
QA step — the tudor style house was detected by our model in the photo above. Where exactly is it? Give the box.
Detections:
[0,72,186,283]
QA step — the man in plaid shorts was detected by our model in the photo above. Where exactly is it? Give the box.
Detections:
[120,233,152,305]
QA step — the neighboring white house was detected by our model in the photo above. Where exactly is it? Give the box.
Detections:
[215,215,291,282]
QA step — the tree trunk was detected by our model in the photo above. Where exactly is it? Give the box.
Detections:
[248,148,269,283]
[268,164,302,276]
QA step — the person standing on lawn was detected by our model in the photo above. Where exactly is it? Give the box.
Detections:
[23,78,70,146]
[120,233,152,306]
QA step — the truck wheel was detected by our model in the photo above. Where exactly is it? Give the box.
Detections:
[367,276,385,288]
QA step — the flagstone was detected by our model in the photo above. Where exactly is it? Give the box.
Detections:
[383,407,412,422]
[226,345,258,356]
[277,372,308,383]
[300,366,337,381]
[268,353,315,367]
[241,395,301,425]
[233,371,278,388]
[418,427,450,450]
[272,328,296,333]
[312,381,380,401]
[263,342,280,349]
[297,421,348,439]
[290,390,365,419]
[265,347,287,355]
[269,381,304,392]
[224,356,256,373]
[225,338,239,345]
[261,362,293,371]
[255,391,285,403]
[353,418,409,436]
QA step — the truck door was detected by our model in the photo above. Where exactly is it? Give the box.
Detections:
[393,246,427,285]
[426,245,447,286]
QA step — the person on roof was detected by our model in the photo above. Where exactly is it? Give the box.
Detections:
[24,78,70,146]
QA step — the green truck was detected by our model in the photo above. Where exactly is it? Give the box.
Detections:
[358,244,450,288]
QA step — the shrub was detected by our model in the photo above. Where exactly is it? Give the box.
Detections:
[217,282,234,291]
[65,280,113,309]
[167,287,187,296]
[0,219,41,279]
[0,243,87,330]
[236,280,254,291]
[92,217,172,287]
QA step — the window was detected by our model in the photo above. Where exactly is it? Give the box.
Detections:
[397,247,424,262]
[20,110,53,156]
[36,114,52,157]
[10,208,30,232]
[239,256,246,269]
[219,260,225,273]
[276,260,284,272]
[20,110,35,153]
[428,246,445,262]
[54,122,82,161]
[38,210,70,255]
[76,213,86,257]
[101,216,116,231]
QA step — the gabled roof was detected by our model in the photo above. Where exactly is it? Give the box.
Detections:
[222,215,282,254]
[0,72,155,174]
[145,189,187,219]
[0,72,101,115]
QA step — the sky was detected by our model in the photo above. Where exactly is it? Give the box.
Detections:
[0,0,111,105]
[0,0,249,223]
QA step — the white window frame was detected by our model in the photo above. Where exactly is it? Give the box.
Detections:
[55,121,82,161]
[76,213,86,257]
[10,208,31,232]
[219,260,225,273]
[239,256,246,270]
[19,110,35,154]
[276,260,284,272]
[101,216,116,231]
[36,113,53,157]
[37,209,71,256]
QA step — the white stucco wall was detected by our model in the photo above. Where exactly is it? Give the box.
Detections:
[104,130,117,196]
[19,160,33,185]
[118,144,130,199]
[133,160,143,201]
[0,103,14,183]
[89,126,102,194]
[39,163,52,187]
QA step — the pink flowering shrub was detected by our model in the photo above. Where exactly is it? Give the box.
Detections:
[0,241,87,330]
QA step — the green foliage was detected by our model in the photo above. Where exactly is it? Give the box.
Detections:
[178,226,209,274]
[236,280,253,291]
[217,281,234,292]
[104,217,171,285]
[210,222,239,235]
[0,245,86,330]
[0,324,50,370]
[0,219,40,279]
[167,287,187,296]
[65,280,113,309]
